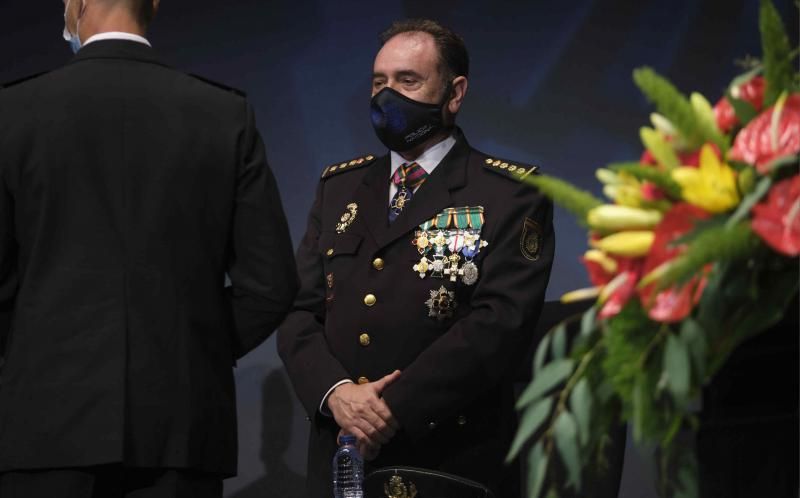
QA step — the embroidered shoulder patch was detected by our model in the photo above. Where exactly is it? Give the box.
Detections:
[520,217,542,261]
[483,156,539,181]
[321,154,377,179]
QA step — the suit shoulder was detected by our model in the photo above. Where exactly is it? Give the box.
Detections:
[320,154,378,180]
[1,70,51,90]
[474,152,540,182]
[187,73,246,98]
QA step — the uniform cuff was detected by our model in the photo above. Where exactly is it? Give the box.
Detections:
[319,379,354,416]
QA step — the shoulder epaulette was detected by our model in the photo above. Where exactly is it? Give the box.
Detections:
[188,73,246,98]
[1,70,50,90]
[483,156,539,181]
[321,154,377,179]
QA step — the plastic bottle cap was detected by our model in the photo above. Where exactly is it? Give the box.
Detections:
[339,435,357,446]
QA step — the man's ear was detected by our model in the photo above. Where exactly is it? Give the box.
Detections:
[447,76,468,115]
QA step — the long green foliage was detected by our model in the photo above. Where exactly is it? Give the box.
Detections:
[523,175,603,225]
[760,0,795,106]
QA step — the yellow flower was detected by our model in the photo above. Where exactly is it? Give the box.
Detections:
[671,144,740,213]
[596,169,644,207]
[590,231,655,257]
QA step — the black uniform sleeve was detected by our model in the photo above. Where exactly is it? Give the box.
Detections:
[0,167,16,363]
[381,185,555,439]
[226,102,299,359]
[277,181,352,418]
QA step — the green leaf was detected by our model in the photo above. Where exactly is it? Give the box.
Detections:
[727,93,758,126]
[526,441,549,498]
[664,334,691,402]
[553,411,582,489]
[517,359,575,409]
[533,332,551,376]
[569,377,593,447]
[580,306,597,339]
[760,0,795,107]
[680,318,707,382]
[551,323,567,360]
[726,176,772,228]
[662,413,684,447]
[674,453,700,498]
[507,397,554,462]
[640,127,680,170]
[690,92,730,154]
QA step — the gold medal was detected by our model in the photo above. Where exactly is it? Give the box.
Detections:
[412,257,430,279]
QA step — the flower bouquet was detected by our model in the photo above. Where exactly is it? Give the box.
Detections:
[507,1,799,496]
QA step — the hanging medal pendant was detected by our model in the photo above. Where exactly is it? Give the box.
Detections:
[461,260,479,286]
[416,231,430,254]
[444,253,461,282]
[413,256,431,279]
[430,254,446,278]
[391,186,409,215]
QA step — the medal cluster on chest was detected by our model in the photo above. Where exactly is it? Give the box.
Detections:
[412,206,488,287]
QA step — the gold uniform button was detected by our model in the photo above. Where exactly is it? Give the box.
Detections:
[359,333,371,347]
[372,258,385,271]
[428,421,437,430]
[326,248,334,257]
[357,376,369,385]
[457,415,467,426]
[364,294,377,306]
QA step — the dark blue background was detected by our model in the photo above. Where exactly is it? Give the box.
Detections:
[1,1,796,496]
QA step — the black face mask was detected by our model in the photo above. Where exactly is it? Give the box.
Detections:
[370,85,451,152]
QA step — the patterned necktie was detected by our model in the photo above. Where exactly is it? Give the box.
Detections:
[388,162,428,223]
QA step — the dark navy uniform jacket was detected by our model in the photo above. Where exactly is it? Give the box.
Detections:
[278,129,555,497]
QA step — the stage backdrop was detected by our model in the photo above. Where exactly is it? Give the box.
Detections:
[1,0,795,496]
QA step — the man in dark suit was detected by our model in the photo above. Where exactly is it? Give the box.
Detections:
[0,1,298,497]
[278,19,555,497]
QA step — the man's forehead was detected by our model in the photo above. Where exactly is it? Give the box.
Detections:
[374,31,438,70]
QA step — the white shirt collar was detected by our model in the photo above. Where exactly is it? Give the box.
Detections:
[390,134,457,179]
[83,32,151,48]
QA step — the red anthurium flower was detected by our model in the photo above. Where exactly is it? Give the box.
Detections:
[646,270,709,323]
[639,203,711,322]
[751,175,800,257]
[598,268,641,320]
[729,94,800,173]
[713,76,766,133]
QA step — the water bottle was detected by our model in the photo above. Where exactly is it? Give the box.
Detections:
[332,434,364,498]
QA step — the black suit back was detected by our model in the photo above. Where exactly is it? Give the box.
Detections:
[0,40,297,475]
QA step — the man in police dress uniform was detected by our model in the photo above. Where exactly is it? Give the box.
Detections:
[278,19,554,497]
[0,1,297,497]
